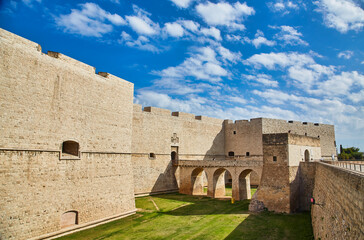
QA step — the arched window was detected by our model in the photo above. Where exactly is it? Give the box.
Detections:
[304,150,310,162]
[62,141,79,157]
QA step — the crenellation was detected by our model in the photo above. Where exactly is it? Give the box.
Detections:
[171,111,195,120]
[143,106,171,116]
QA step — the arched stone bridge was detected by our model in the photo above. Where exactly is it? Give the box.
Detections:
[174,159,263,201]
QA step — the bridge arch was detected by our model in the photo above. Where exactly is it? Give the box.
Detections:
[191,168,207,195]
[212,168,232,198]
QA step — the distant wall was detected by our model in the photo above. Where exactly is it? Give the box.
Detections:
[262,118,336,160]
[312,163,364,239]
[0,28,136,239]
[224,119,263,160]
[132,104,225,195]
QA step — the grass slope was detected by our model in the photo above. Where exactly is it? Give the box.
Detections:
[57,190,313,240]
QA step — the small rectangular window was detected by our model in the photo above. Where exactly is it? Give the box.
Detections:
[228,151,235,157]
[246,152,250,156]
[149,153,156,159]
[233,131,236,134]
[273,156,277,162]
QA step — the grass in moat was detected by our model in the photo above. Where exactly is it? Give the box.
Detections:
[57,189,313,240]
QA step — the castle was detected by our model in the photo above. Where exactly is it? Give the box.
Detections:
[1,28,362,240]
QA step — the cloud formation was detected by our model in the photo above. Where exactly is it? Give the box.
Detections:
[315,0,364,33]
[56,3,125,37]
[196,1,255,30]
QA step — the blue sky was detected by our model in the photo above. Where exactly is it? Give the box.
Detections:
[1,0,363,150]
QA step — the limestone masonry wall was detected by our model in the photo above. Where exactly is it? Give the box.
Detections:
[262,118,336,160]
[0,28,136,239]
[132,104,225,195]
[312,163,364,239]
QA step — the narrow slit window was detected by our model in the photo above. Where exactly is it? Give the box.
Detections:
[246,152,250,157]
[149,153,156,159]
[273,156,277,162]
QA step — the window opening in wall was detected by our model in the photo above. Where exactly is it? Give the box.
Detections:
[288,130,291,133]
[304,150,310,162]
[171,151,177,161]
[273,156,277,162]
[246,152,250,157]
[288,120,293,123]
[233,131,236,135]
[62,141,79,157]
[228,151,235,157]
[305,133,307,136]
[303,122,307,125]
[149,153,156,159]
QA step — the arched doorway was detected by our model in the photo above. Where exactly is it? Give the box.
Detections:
[171,151,177,160]
[60,210,78,229]
[304,149,310,162]
[191,168,207,195]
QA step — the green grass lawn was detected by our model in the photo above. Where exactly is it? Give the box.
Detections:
[57,192,313,240]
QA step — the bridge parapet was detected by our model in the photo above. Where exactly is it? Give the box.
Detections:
[174,159,263,168]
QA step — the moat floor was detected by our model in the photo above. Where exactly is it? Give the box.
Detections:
[57,191,313,240]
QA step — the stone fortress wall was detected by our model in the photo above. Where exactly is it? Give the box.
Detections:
[132,104,225,195]
[311,163,364,239]
[1,28,353,240]
[0,28,136,240]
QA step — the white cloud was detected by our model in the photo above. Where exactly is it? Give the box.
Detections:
[170,0,194,8]
[272,25,308,46]
[243,30,276,48]
[200,27,222,41]
[179,20,200,33]
[164,22,184,37]
[126,5,160,36]
[267,1,299,14]
[119,31,159,52]
[243,74,279,87]
[153,46,228,82]
[56,3,126,37]
[196,1,255,30]
[338,50,354,59]
[315,0,364,33]
[252,36,276,48]
[225,34,242,41]
[22,0,41,7]
[243,52,315,70]
[228,96,247,104]
[311,71,364,96]
[217,46,242,63]
[348,90,364,102]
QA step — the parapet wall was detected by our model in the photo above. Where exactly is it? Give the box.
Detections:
[312,163,364,239]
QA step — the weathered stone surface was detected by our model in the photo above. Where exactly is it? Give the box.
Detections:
[311,163,364,240]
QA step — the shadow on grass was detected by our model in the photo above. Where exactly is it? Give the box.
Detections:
[224,211,314,240]
[152,193,250,216]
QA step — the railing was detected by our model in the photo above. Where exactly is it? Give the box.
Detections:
[323,161,364,173]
